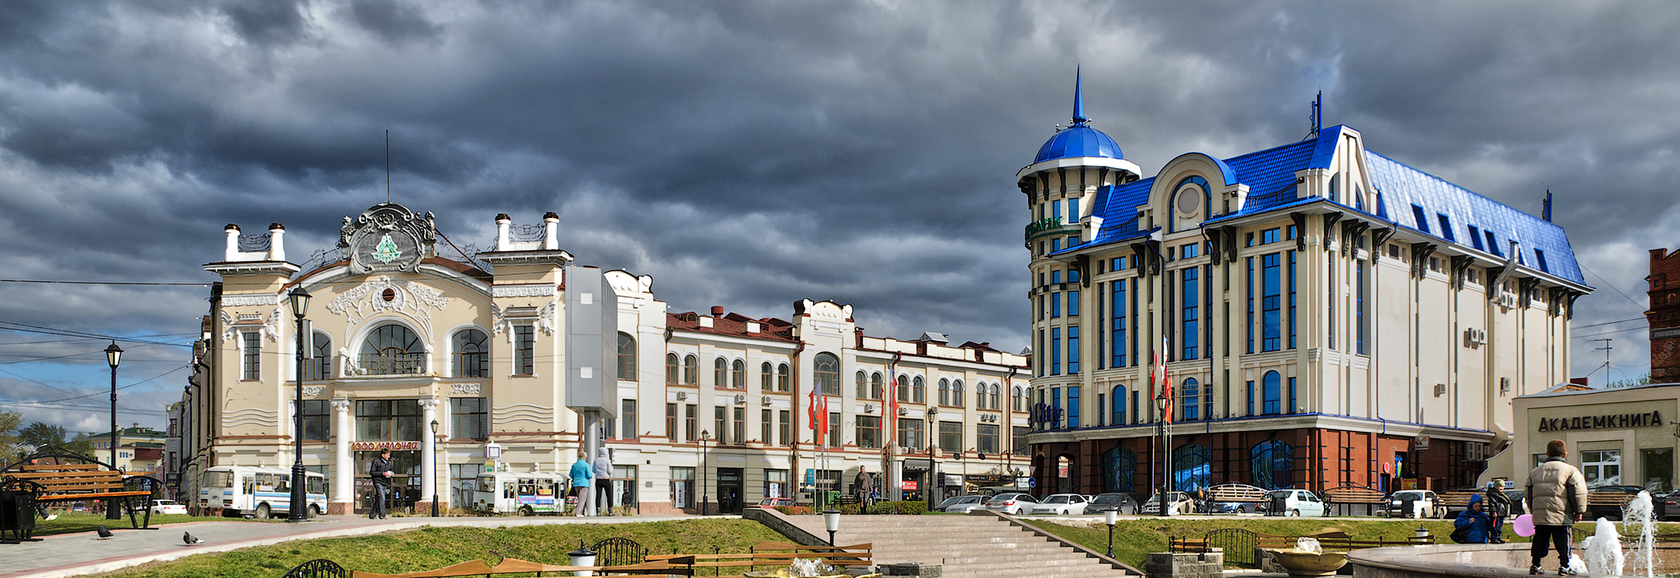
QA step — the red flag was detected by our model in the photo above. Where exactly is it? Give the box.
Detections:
[816,394,829,446]
[886,365,898,443]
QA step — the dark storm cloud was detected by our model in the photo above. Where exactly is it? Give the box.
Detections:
[1,0,1677,431]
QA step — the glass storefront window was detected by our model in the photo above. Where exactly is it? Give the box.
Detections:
[1642,448,1673,493]
[1581,449,1621,486]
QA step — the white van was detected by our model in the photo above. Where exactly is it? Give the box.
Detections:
[1264,489,1326,517]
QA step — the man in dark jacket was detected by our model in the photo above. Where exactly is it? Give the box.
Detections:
[369,448,394,519]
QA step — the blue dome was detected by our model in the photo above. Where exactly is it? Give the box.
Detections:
[1034,124,1124,163]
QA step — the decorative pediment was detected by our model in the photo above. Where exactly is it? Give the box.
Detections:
[325,276,452,324]
[337,203,437,275]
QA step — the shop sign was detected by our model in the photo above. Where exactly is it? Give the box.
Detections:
[902,480,918,491]
[964,474,1013,486]
[1537,410,1663,432]
[351,441,420,451]
[1414,435,1430,451]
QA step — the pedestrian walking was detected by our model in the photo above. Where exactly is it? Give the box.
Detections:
[368,448,394,519]
[1526,439,1587,575]
[569,450,594,516]
[854,466,875,510]
[593,447,615,515]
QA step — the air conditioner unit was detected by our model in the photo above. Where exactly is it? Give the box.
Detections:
[1499,293,1517,308]
[864,403,876,414]
[1500,377,1511,393]
[676,391,688,401]
[897,406,908,416]
[1475,329,1487,343]
[762,395,772,405]
[1433,383,1447,397]
[734,393,746,405]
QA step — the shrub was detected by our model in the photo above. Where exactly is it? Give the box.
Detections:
[775,505,813,515]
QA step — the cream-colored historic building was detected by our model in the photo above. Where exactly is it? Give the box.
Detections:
[178,203,1030,515]
[1511,383,1677,493]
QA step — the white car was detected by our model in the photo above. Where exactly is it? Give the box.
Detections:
[940,495,988,513]
[984,492,1039,515]
[150,499,187,515]
[1263,489,1325,517]
[1026,493,1089,515]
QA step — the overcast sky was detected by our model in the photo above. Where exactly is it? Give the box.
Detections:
[1,0,1675,434]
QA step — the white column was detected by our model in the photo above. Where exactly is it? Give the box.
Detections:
[421,397,439,505]
[332,399,353,508]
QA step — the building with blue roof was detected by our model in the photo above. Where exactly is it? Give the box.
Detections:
[1016,75,1591,498]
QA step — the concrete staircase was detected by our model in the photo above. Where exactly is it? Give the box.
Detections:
[779,513,1138,578]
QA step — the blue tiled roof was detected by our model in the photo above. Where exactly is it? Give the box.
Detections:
[1034,125,1124,163]
[1056,125,1585,285]
[1366,152,1583,284]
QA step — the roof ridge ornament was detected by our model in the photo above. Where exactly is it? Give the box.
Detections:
[1071,66,1090,127]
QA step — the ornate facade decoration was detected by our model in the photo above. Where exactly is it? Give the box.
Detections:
[449,383,483,396]
[302,386,325,398]
[222,294,283,307]
[325,275,452,324]
[491,284,557,298]
[337,203,437,275]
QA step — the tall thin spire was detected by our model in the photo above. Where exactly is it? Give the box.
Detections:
[1071,66,1089,126]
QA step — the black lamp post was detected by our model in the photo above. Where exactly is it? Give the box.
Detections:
[822,508,841,546]
[104,341,122,520]
[925,407,938,512]
[430,419,440,517]
[1155,390,1168,518]
[700,430,710,515]
[1105,508,1117,556]
[287,286,311,522]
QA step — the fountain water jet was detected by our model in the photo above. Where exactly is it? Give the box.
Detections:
[1623,491,1657,578]
[1580,518,1623,576]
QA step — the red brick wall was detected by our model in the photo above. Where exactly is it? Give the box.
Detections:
[1650,248,1680,382]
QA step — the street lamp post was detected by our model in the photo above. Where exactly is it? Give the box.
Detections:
[1105,509,1117,556]
[430,419,440,516]
[822,508,841,546]
[700,430,710,516]
[925,407,938,512]
[287,286,311,522]
[1155,390,1168,518]
[104,341,122,520]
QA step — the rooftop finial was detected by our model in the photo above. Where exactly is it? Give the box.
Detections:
[1071,66,1089,126]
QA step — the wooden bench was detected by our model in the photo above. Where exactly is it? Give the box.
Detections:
[1,448,162,540]
[1437,491,1478,513]
[1205,483,1268,514]
[1321,484,1385,517]
[647,541,872,578]
[283,556,697,578]
[1586,491,1636,520]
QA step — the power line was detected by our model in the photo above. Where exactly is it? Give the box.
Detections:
[1572,326,1650,340]
[1571,317,1646,329]
[0,364,190,405]
[0,320,193,348]
[0,278,209,287]
[1579,264,1647,311]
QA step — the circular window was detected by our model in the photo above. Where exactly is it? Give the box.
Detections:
[1175,186,1201,214]
[381,288,396,302]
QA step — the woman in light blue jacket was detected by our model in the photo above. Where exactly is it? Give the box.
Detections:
[569,451,593,516]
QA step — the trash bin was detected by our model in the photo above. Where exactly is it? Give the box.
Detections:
[1,489,36,539]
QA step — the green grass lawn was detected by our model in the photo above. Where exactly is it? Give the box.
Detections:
[30,511,261,537]
[1028,516,1658,570]
[98,519,787,578]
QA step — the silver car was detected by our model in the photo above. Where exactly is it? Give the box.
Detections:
[984,492,1039,514]
[1026,493,1089,515]
[940,495,987,513]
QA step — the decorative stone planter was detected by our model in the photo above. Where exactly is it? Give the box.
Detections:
[1266,549,1348,578]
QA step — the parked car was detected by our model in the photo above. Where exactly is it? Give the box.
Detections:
[1026,493,1089,515]
[1086,493,1139,516]
[150,499,187,515]
[940,495,988,513]
[1210,500,1258,515]
[1382,490,1444,518]
[1260,489,1325,517]
[984,492,1039,515]
[1587,484,1647,521]
[1140,492,1195,515]
[1503,489,1528,516]
[752,498,795,509]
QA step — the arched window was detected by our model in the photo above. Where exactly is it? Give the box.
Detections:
[1172,443,1211,493]
[714,357,728,388]
[1251,440,1294,490]
[683,354,699,385]
[307,332,333,380]
[761,361,773,390]
[896,375,909,402]
[1110,384,1127,425]
[953,380,965,407]
[666,353,680,384]
[360,324,423,375]
[871,372,884,400]
[856,371,869,398]
[989,383,1001,410]
[938,378,950,406]
[452,329,488,378]
[1262,371,1282,415]
[616,332,636,380]
[777,363,790,392]
[1180,378,1200,421]
[814,352,840,395]
[912,376,925,403]
[1013,386,1025,411]
[1101,447,1137,493]
[731,359,745,388]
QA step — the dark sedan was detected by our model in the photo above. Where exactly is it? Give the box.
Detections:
[1085,493,1138,516]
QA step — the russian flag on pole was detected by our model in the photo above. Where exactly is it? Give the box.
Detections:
[1160,335,1173,424]
[808,386,822,445]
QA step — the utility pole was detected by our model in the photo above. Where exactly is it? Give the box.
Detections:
[1593,338,1613,386]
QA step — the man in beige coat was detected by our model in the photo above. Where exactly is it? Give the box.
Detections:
[1525,439,1587,575]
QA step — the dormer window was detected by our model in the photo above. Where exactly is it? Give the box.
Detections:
[1411,205,1429,234]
